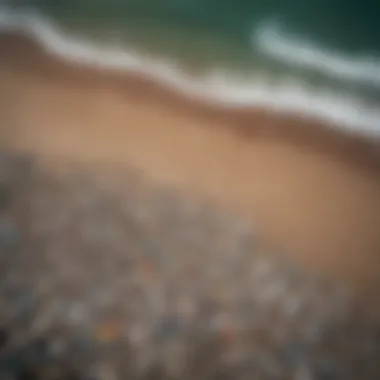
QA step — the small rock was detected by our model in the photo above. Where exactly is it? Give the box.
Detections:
[0,186,11,212]
[0,328,9,350]
[0,219,20,250]
[154,316,183,342]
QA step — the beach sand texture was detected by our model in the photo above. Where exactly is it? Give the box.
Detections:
[1,34,379,291]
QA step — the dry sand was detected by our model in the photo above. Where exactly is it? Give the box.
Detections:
[0,33,379,299]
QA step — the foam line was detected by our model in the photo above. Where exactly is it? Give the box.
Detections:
[0,7,380,137]
[255,21,380,89]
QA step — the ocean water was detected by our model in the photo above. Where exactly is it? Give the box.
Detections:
[1,0,380,135]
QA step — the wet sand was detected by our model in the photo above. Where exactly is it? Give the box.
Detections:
[0,33,379,298]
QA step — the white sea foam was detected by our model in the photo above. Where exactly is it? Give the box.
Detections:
[255,21,380,89]
[0,7,380,137]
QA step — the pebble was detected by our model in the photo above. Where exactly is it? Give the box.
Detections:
[0,155,378,379]
[0,329,8,350]
[95,320,124,343]
[154,316,183,342]
[0,186,11,212]
[0,218,20,251]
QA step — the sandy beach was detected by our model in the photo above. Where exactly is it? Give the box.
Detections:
[0,29,380,379]
[0,32,379,297]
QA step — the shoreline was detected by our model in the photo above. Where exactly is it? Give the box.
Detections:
[1,7,380,135]
[0,31,380,295]
[1,32,379,172]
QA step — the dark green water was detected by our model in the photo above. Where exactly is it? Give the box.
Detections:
[6,1,379,92]
[26,0,380,51]
[13,0,380,58]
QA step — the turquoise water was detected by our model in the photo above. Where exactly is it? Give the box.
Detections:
[2,1,380,134]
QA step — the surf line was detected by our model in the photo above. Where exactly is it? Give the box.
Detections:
[1,7,380,136]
